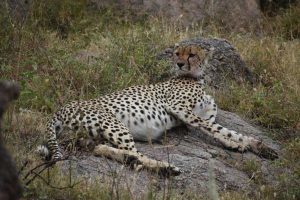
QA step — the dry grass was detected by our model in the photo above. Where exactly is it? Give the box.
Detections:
[216,35,300,139]
[0,1,299,199]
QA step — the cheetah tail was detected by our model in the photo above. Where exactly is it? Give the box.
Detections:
[35,144,51,161]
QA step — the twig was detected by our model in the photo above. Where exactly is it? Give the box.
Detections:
[24,163,53,186]
[22,157,74,186]
[30,170,83,190]
[18,160,29,175]
[23,160,56,181]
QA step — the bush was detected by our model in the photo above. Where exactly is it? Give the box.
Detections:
[265,1,300,39]
[27,0,88,38]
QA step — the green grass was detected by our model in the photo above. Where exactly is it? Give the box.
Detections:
[1,1,300,199]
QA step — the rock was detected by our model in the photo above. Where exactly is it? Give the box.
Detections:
[0,81,22,200]
[5,0,262,33]
[58,109,280,197]
[91,0,262,31]
[156,37,257,88]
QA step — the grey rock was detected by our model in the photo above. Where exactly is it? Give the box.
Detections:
[156,37,257,88]
[91,0,262,31]
[0,81,22,200]
[59,109,280,197]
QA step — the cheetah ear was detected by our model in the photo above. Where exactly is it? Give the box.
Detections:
[170,43,180,57]
[162,47,174,58]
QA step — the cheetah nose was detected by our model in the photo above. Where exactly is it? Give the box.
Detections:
[177,63,184,69]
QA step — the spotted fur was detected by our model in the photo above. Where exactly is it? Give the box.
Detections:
[38,43,278,176]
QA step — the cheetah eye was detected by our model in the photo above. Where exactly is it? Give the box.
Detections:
[189,53,196,58]
[175,52,179,56]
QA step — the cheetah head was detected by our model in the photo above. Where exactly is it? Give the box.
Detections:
[173,44,209,78]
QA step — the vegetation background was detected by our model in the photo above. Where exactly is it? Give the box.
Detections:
[0,0,299,199]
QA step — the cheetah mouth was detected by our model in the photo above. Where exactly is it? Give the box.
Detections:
[178,68,190,72]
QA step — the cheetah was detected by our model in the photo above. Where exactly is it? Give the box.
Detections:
[37,43,278,176]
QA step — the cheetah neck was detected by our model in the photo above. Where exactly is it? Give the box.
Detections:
[171,75,205,85]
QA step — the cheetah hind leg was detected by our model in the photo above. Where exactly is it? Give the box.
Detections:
[89,112,181,176]
[93,144,181,176]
